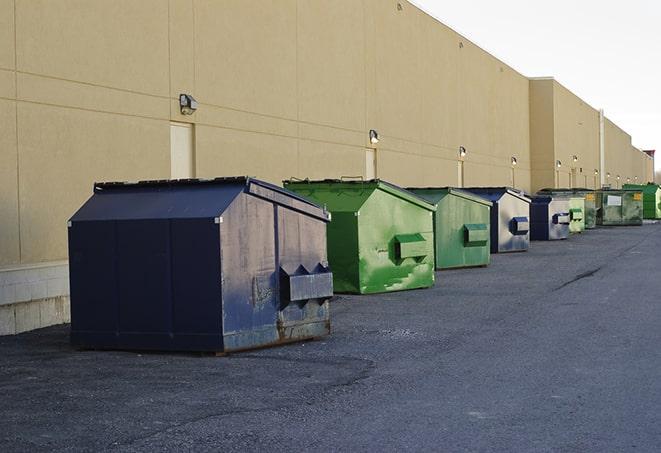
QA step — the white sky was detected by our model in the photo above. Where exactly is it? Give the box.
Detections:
[414,0,661,169]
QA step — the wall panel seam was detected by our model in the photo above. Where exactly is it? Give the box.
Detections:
[15,99,170,124]
[15,70,171,100]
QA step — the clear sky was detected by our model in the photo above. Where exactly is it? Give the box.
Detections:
[414,0,661,169]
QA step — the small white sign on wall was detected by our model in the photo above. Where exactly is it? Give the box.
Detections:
[607,195,622,206]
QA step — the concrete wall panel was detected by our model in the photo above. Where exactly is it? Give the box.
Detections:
[17,103,169,263]
[0,0,14,70]
[297,0,366,132]
[15,0,169,96]
[195,125,298,184]
[0,99,20,265]
[194,0,297,119]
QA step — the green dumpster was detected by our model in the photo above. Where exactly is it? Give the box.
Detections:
[283,179,435,294]
[596,189,643,226]
[537,188,594,230]
[407,187,491,270]
[623,183,661,219]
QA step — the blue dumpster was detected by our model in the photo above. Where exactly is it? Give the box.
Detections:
[68,177,333,353]
[529,195,570,241]
[463,187,531,253]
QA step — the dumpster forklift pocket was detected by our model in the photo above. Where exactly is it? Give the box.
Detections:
[463,224,488,247]
[570,208,583,221]
[394,233,428,262]
[510,217,529,235]
[553,213,571,225]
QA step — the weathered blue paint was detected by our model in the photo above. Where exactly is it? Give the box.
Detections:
[68,177,332,353]
[463,187,531,253]
[529,195,570,241]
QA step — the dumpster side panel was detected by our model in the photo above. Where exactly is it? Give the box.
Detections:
[275,206,330,342]
[220,192,280,351]
[357,190,434,293]
[601,192,623,225]
[568,197,585,233]
[623,192,643,225]
[583,192,597,228]
[496,194,530,252]
[69,220,119,344]
[436,193,491,269]
[326,212,360,293]
[116,219,173,339]
[169,218,223,349]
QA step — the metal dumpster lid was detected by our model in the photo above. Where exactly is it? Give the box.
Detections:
[72,177,330,222]
[463,187,531,203]
[283,178,436,212]
[406,187,493,207]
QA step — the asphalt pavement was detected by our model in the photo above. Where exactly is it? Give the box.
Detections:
[2,224,661,452]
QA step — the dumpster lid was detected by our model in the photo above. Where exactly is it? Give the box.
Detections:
[463,187,531,203]
[284,179,436,212]
[71,177,330,222]
[406,187,492,207]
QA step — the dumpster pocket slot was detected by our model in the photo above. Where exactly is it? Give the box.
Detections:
[280,264,333,309]
[394,233,428,261]
[570,208,583,221]
[510,217,529,235]
[553,213,570,225]
[463,223,488,247]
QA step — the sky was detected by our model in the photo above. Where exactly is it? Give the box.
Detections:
[414,0,661,170]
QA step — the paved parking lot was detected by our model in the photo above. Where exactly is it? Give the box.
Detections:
[2,224,661,452]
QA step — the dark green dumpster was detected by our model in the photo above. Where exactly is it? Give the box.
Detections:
[407,187,491,270]
[596,189,643,226]
[623,183,661,219]
[284,179,435,294]
[537,188,593,230]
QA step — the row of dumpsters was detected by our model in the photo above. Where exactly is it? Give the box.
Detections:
[67,178,661,353]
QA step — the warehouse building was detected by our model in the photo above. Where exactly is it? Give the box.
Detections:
[0,0,654,334]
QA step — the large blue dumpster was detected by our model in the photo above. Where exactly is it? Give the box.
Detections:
[463,187,531,253]
[68,177,333,353]
[529,195,570,241]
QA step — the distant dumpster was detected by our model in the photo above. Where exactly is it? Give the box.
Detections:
[623,183,661,219]
[529,195,570,241]
[596,189,643,226]
[284,179,435,294]
[68,177,333,353]
[407,187,492,269]
[538,188,594,230]
[463,187,531,253]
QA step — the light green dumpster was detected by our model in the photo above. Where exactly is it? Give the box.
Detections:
[407,187,491,270]
[284,179,435,294]
[596,189,643,226]
[537,188,593,230]
[623,183,661,219]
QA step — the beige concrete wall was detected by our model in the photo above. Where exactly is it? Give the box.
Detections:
[529,79,555,191]
[0,0,651,272]
[604,118,632,188]
[529,79,601,192]
[0,0,172,267]
[552,81,600,190]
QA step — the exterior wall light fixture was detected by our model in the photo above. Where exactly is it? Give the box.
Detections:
[459,146,467,158]
[511,156,517,166]
[369,129,379,145]
[179,94,198,115]
[572,155,578,162]
[556,160,562,168]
